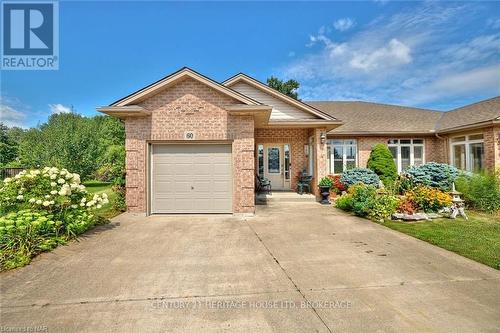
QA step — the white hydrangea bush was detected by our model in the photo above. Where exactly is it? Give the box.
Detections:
[0,167,108,214]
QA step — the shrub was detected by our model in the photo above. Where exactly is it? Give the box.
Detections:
[0,210,65,269]
[329,175,346,194]
[368,195,400,222]
[350,184,377,216]
[335,193,353,211]
[94,165,115,182]
[404,162,459,191]
[335,184,399,221]
[406,185,452,212]
[367,144,398,187]
[392,174,414,195]
[318,176,333,187]
[0,167,109,270]
[455,171,500,213]
[0,167,108,215]
[111,170,127,213]
[397,198,416,215]
[340,168,380,188]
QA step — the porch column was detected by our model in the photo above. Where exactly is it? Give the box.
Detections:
[313,127,328,196]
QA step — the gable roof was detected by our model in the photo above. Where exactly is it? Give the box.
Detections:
[110,67,261,107]
[223,73,338,121]
[437,96,500,132]
[308,101,443,135]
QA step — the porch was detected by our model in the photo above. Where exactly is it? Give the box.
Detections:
[255,191,317,206]
[254,127,328,196]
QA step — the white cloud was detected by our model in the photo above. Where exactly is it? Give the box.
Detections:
[0,104,26,128]
[349,39,411,71]
[280,2,500,107]
[405,64,500,104]
[0,96,28,128]
[333,18,355,32]
[487,18,500,29]
[49,103,72,114]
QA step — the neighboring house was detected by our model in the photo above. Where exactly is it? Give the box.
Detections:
[99,67,500,215]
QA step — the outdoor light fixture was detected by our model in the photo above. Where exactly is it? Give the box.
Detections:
[320,132,326,144]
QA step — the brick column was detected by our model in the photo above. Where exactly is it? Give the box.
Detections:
[313,128,328,197]
[494,126,500,171]
[484,127,496,172]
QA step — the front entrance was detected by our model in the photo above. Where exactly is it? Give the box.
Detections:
[262,144,291,190]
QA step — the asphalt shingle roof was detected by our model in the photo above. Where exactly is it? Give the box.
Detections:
[437,96,500,131]
[307,97,500,135]
[307,101,443,134]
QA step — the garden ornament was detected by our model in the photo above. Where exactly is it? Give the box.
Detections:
[449,183,468,220]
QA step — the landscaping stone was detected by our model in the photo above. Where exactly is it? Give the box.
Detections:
[392,212,430,221]
[392,211,450,221]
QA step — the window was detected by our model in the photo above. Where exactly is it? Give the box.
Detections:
[450,134,485,172]
[327,139,357,174]
[284,144,290,180]
[388,139,425,173]
[267,147,280,173]
[257,145,264,177]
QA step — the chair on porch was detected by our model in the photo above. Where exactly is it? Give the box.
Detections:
[297,171,313,195]
[255,174,272,194]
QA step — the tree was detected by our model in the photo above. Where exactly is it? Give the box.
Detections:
[16,113,124,180]
[266,76,300,100]
[0,123,18,166]
[367,144,398,187]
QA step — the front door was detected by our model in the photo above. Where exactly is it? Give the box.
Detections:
[264,145,286,190]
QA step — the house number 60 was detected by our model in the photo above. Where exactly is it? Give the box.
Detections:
[184,131,195,140]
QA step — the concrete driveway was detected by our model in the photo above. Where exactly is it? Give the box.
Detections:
[1,201,499,333]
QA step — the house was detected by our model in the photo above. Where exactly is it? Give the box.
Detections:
[98,67,500,215]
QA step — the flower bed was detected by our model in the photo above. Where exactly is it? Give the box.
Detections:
[0,167,109,270]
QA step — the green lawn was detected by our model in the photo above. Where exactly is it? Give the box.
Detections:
[382,212,500,269]
[83,181,122,219]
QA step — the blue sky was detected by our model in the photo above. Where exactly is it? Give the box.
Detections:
[1,0,500,128]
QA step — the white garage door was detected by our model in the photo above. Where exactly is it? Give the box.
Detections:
[151,144,233,213]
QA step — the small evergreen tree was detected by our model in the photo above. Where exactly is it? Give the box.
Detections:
[367,144,397,187]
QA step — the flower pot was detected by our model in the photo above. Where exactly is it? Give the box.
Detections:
[319,185,332,204]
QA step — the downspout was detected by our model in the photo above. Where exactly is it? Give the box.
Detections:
[434,112,447,163]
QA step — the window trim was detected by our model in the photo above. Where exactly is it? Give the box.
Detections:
[449,133,485,172]
[387,138,425,173]
[327,139,358,174]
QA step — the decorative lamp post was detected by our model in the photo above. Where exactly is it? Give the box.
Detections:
[449,183,468,220]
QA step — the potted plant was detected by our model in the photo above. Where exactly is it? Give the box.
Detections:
[318,176,333,204]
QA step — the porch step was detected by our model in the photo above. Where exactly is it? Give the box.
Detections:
[256,191,317,204]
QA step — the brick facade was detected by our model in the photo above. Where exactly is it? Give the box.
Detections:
[328,135,447,170]
[495,126,500,170]
[124,77,255,214]
[255,128,309,191]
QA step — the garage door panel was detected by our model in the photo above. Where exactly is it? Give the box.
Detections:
[192,180,212,192]
[212,180,231,192]
[191,164,212,175]
[213,164,231,175]
[151,144,232,213]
